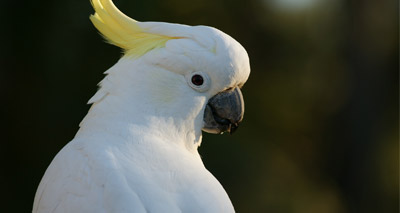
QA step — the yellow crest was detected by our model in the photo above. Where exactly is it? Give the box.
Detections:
[90,0,177,57]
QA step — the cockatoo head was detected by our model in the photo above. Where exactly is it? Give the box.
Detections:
[88,0,250,144]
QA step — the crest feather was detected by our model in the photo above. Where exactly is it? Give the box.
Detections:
[90,0,178,57]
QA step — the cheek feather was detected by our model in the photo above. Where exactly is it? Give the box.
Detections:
[147,72,185,104]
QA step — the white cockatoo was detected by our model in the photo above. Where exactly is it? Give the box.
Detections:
[33,0,250,212]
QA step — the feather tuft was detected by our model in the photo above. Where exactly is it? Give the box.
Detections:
[90,0,179,58]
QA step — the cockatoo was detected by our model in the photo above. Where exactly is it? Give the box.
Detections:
[33,0,250,212]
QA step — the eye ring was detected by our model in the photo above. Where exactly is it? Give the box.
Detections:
[186,71,210,92]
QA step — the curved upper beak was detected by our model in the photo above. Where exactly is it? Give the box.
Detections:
[202,87,245,134]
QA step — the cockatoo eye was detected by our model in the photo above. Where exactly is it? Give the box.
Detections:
[191,75,204,86]
[186,72,210,92]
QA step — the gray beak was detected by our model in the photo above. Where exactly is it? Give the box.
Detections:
[202,87,245,134]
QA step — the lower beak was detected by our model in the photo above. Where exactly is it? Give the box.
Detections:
[202,87,245,134]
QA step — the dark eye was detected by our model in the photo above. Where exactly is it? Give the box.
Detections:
[186,72,210,92]
[191,74,204,86]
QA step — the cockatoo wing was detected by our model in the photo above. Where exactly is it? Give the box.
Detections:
[34,135,234,212]
[33,139,147,213]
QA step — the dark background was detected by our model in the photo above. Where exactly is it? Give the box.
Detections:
[1,0,398,212]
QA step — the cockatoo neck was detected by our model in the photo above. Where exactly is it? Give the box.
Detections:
[76,58,206,151]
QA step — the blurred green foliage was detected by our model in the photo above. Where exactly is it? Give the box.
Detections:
[1,0,398,212]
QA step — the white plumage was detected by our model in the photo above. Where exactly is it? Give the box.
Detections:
[33,0,250,212]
